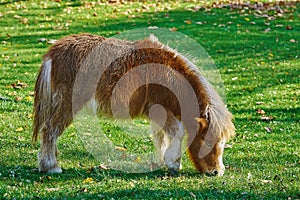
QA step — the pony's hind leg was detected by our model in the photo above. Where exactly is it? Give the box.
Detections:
[38,92,73,173]
[151,110,184,173]
[38,124,62,173]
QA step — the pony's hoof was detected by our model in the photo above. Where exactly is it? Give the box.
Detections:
[168,168,179,176]
[47,167,62,174]
[39,166,62,174]
[166,162,181,172]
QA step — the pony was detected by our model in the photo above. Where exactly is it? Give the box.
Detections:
[33,33,235,176]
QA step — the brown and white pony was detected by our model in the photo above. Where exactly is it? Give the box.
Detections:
[33,33,235,176]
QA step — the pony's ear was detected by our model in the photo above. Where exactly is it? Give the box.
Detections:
[195,117,208,129]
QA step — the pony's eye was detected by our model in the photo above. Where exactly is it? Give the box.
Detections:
[220,140,225,146]
[204,142,213,148]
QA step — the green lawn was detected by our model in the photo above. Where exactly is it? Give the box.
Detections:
[0,1,299,199]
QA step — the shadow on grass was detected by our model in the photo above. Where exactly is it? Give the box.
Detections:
[73,188,260,199]
[232,107,300,123]
[1,163,296,200]
[0,166,287,199]
[0,164,202,181]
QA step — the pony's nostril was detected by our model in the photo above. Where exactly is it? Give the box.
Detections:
[205,170,219,177]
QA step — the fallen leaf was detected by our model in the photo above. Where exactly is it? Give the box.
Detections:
[16,127,23,132]
[247,172,252,180]
[148,26,158,29]
[99,163,109,170]
[11,80,28,90]
[261,116,273,121]
[264,127,272,133]
[27,113,33,119]
[290,39,296,43]
[256,102,264,105]
[191,5,202,12]
[261,180,272,184]
[20,18,29,24]
[8,91,17,96]
[25,96,32,101]
[83,177,94,184]
[38,38,47,43]
[257,109,266,114]
[47,39,57,44]
[45,188,60,192]
[286,25,293,30]
[169,27,178,32]
[13,15,22,19]
[184,20,192,25]
[15,96,22,101]
[115,146,127,152]
[135,156,142,163]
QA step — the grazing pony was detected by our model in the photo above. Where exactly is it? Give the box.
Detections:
[33,34,235,176]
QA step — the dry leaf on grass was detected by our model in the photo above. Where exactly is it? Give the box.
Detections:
[16,127,23,132]
[261,116,274,121]
[83,177,94,184]
[264,127,272,133]
[45,188,60,192]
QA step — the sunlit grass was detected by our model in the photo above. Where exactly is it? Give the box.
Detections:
[0,0,299,199]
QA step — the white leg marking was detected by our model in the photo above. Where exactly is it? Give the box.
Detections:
[217,139,226,176]
[38,150,62,173]
[163,119,184,171]
[47,167,63,174]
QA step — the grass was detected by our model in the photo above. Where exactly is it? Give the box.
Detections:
[0,0,299,199]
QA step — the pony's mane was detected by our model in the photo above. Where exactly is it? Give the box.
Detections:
[144,34,235,141]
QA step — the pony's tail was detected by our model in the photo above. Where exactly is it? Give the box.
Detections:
[33,58,52,143]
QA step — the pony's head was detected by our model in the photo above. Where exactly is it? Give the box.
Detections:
[188,109,235,176]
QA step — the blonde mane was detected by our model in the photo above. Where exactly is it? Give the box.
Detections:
[143,35,235,141]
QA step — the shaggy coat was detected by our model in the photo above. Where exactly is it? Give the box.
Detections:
[33,34,235,175]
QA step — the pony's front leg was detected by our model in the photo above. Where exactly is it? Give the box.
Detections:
[38,124,62,173]
[163,119,184,173]
[151,111,185,173]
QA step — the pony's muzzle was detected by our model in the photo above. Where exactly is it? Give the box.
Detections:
[205,169,224,177]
